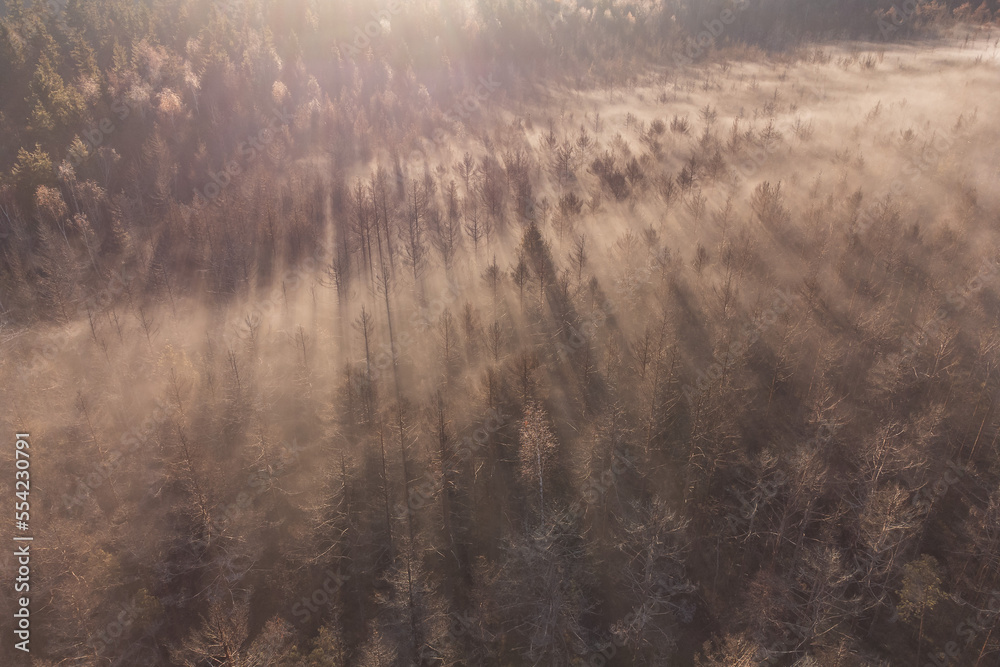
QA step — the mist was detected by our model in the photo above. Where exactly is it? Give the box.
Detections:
[2,1,1000,665]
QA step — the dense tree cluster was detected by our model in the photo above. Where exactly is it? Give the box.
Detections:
[2,1,1000,666]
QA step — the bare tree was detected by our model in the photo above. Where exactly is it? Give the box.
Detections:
[518,402,558,527]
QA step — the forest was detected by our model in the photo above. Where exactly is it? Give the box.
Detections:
[2,0,1000,665]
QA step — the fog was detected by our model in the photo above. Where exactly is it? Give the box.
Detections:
[2,2,1000,664]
